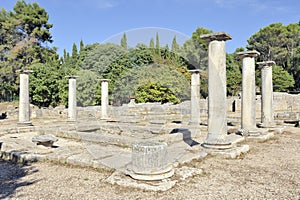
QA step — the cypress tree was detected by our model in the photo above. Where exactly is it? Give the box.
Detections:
[155,32,160,49]
[171,36,179,53]
[71,43,78,68]
[120,33,128,50]
[72,43,78,59]
[79,39,84,53]
[149,38,154,49]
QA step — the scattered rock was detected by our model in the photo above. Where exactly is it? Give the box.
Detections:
[32,134,58,147]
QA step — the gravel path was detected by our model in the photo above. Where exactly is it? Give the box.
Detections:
[1,127,299,199]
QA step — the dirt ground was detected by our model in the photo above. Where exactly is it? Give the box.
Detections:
[0,127,299,200]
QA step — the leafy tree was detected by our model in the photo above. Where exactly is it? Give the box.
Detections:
[80,43,127,75]
[272,65,295,92]
[112,64,190,105]
[135,82,180,104]
[180,38,207,70]
[226,53,242,96]
[29,54,63,107]
[76,69,98,106]
[247,22,300,88]
[0,0,55,101]
[191,27,213,50]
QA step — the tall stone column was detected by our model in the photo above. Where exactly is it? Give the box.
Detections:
[200,32,232,149]
[258,61,276,128]
[189,69,201,125]
[238,50,260,135]
[17,70,33,126]
[67,76,78,122]
[101,79,109,119]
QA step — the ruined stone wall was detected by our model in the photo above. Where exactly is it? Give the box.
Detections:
[3,92,300,121]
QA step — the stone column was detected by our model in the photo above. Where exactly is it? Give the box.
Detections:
[189,69,201,125]
[128,141,174,181]
[67,76,78,122]
[101,79,109,119]
[238,50,260,135]
[17,70,33,126]
[258,61,276,128]
[200,32,232,149]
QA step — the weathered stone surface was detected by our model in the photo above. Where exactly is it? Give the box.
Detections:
[239,50,260,135]
[101,79,110,119]
[202,31,232,149]
[258,61,276,128]
[189,69,201,125]
[67,76,78,122]
[128,141,174,181]
[32,134,58,147]
[17,70,33,126]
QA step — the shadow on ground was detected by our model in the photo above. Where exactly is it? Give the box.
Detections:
[170,128,200,147]
[0,159,39,199]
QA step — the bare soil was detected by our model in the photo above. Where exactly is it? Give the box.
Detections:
[1,127,299,200]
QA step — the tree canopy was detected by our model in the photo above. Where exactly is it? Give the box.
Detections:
[1,0,299,107]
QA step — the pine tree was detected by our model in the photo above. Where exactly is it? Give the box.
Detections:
[120,33,128,50]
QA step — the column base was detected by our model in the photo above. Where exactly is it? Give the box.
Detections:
[246,132,274,142]
[127,164,174,181]
[101,117,110,120]
[188,121,201,126]
[239,128,261,137]
[202,137,233,150]
[258,122,277,128]
[67,119,77,123]
[203,144,250,159]
[17,121,33,127]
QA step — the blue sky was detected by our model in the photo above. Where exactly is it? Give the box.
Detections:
[2,0,300,55]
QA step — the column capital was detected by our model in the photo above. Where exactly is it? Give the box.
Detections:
[66,75,79,79]
[188,69,200,74]
[200,32,232,42]
[100,79,110,82]
[237,50,260,58]
[257,61,275,69]
[16,69,33,74]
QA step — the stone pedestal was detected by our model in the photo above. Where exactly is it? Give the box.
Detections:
[128,141,174,181]
[189,69,201,125]
[258,61,276,128]
[67,76,78,122]
[200,32,233,149]
[101,79,109,119]
[238,50,260,136]
[17,70,33,126]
